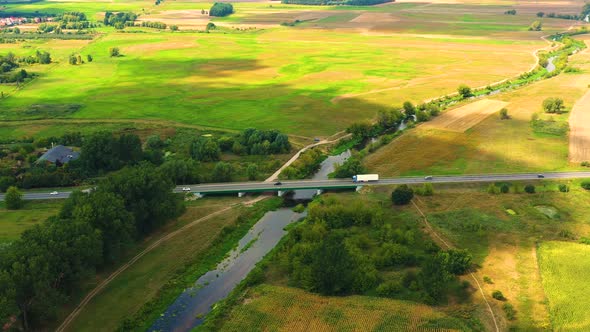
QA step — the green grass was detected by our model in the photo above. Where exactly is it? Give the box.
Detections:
[0,200,62,244]
[538,241,590,331]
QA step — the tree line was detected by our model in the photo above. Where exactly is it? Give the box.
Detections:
[0,163,185,330]
[103,12,137,29]
[0,51,50,83]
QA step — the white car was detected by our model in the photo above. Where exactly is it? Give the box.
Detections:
[49,191,59,195]
[182,187,191,192]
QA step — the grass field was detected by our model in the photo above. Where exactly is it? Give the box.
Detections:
[538,241,590,331]
[61,197,245,331]
[218,284,477,331]
[0,200,62,244]
[1,0,563,137]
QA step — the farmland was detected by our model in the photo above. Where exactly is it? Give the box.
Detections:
[538,241,590,331]
[0,0,576,137]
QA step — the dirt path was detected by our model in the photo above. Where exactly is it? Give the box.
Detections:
[55,197,265,332]
[264,131,351,182]
[411,198,500,332]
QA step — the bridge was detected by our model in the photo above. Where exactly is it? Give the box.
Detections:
[6,171,590,201]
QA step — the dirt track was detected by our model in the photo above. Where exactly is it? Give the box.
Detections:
[569,90,590,162]
[424,99,509,132]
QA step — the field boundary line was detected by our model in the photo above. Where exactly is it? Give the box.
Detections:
[411,197,499,332]
[55,198,261,332]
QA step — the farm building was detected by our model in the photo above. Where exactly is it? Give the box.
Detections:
[36,145,80,164]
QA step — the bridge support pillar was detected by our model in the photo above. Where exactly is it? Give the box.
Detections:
[238,192,246,198]
[277,190,285,197]
[315,189,324,196]
[356,186,363,192]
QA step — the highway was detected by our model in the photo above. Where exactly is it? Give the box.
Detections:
[3,171,590,201]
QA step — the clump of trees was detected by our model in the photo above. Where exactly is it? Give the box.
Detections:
[542,97,565,113]
[0,51,51,83]
[529,20,542,31]
[280,148,324,180]
[504,9,516,15]
[141,21,167,29]
[457,84,472,99]
[0,164,184,330]
[333,156,365,178]
[209,3,234,17]
[109,47,120,57]
[104,11,137,29]
[5,186,23,209]
[277,198,473,304]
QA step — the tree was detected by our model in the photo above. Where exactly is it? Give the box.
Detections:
[206,22,216,31]
[310,232,357,295]
[191,137,220,162]
[87,54,93,62]
[246,163,258,180]
[492,290,507,301]
[79,131,121,174]
[347,122,372,139]
[524,184,535,194]
[558,184,569,192]
[500,183,510,193]
[529,20,542,31]
[170,25,179,31]
[403,101,416,118]
[445,249,472,275]
[118,133,143,165]
[209,2,234,17]
[457,84,472,99]
[542,97,565,114]
[500,108,509,119]
[109,47,120,57]
[392,185,414,205]
[581,181,590,190]
[5,186,23,210]
[212,162,233,182]
[537,11,545,17]
[333,157,365,178]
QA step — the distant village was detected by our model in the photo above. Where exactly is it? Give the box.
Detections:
[0,16,52,27]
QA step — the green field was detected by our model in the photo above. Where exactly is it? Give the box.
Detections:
[539,241,590,331]
[0,200,62,243]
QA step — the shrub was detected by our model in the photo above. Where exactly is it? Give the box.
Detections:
[5,186,23,210]
[582,181,590,190]
[487,184,500,194]
[457,84,472,99]
[504,9,516,15]
[492,290,506,301]
[499,108,510,119]
[503,303,516,320]
[558,184,569,192]
[537,11,544,17]
[581,161,590,167]
[392,185,414,205]
[529,20,542,31]
[416,183,434,196]
[376,280,403,297]
[109,47,120,57]
[542,97,565,113]
[292,204,305,213]
[524,184,535,194]
[500,184,510,193]
[483,276,493,284]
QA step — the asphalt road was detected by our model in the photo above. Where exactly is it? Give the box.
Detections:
[3,171,590,201]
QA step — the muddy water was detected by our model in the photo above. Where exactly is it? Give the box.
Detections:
[150,209,306,332]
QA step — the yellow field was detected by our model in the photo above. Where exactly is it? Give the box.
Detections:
[425,99,509,132]
[220,284,468,331]
[569,90,590,162]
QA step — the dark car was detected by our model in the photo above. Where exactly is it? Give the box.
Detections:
[274,181,282,186]
[537,174,545,178]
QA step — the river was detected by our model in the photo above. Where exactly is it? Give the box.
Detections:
[150,151,350,331]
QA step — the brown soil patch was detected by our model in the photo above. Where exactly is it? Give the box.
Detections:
[424,99,509,132]
[569,89,590,162]
[350,12,398,24]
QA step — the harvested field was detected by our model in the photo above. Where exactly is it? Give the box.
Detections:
[569,90,590,162]
[424,99,509,132]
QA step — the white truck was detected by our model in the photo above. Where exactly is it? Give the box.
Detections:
[352,174,379,183]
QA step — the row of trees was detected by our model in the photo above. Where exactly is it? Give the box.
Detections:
[140,21,167,29]
[0,164,184,330]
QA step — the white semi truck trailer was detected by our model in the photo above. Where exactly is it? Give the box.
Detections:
[352,174,379,183]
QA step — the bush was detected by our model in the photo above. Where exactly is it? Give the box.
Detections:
[581,161,590,167]
[500,184,510,193]
[292,204,305,213]
[109,47,120,57]
[376,280,403,297]
[457,84,472,99]
[209,2,233,17]
[5,186,23,210]
[542,97,565,113]
[500,108,509,120]
[487,184,500,194]
[392,185,414,205]
[416,183,434,196]
[492,290,506,301]
[558,184,569,192]
[581,181,590,190]
[483,276,493,284]
[529,20,542,31]
[503,303,516,320]
[524,184,535,194]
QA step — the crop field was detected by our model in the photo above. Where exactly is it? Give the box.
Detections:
[568,89,590,162]
[365,36,590,176]
[538,241,590,331]
[219,284,472,331]
[424,99,509,132]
